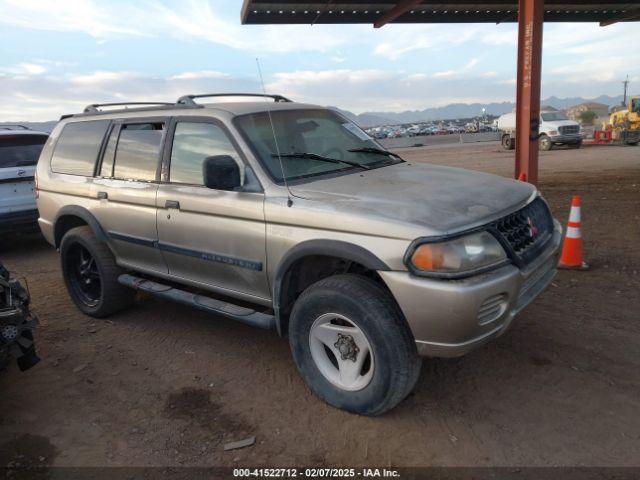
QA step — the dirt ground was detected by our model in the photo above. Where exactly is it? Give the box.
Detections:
[0,142,639,469]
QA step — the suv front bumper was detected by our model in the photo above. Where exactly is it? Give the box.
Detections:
[380,220,562,358]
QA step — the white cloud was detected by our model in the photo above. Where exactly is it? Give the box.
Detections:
[0,0,354,54]
[373,24,481,60]
[464,58,479,70]
[0,63,47,76]
[171,71,229,80]
[432,70,457,79]
[550,58,627,83]
[482,28,517,46]
[267,68,517,113]
[71,71,138,86]
[0,69,261,120]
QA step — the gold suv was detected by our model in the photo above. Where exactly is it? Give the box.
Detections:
[36,94,562,415]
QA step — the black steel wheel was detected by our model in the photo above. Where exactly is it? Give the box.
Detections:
[65,243,101,308]
[60,226,134,317]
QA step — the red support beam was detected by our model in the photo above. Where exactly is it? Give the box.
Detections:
[515,0,544,186]
[374,0,424,28]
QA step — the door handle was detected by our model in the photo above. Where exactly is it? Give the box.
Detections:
[97,191,108,200]
[165,200,180,209]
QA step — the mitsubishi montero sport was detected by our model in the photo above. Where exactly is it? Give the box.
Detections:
[36,94,562,415]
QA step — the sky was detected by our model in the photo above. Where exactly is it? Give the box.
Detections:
[0,0,639,121]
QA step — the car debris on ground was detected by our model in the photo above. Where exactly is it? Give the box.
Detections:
[0,261,39,371]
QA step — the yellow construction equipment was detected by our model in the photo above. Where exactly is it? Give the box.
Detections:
[609,96,640,145]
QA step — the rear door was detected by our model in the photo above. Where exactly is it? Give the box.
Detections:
[0,133,48,216]
[91,119,167,274]
[155,117,269,302]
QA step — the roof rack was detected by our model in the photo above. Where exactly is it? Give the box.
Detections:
[177,93,292,106]
[83,102,176,113]
[0,124,30,131]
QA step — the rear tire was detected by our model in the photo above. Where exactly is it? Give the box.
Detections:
[60,226,134,318]
[288,274,421,416]
[501,134,515,150]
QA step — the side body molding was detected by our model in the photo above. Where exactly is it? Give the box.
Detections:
[272,239,390,336]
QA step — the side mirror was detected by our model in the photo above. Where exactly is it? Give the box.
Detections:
[203,155,241,191]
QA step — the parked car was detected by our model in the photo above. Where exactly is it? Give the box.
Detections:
[0,125,49,236]
[498,111,583,150]
[37,94,562,415]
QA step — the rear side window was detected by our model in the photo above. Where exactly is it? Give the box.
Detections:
[51,121,109,176]
[113,123,164,181]
[0,134,48,168]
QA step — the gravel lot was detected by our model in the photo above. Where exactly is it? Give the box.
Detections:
[1,142,639,470]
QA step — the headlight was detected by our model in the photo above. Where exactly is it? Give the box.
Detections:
[406,231,508,278]
[548,130,558,136]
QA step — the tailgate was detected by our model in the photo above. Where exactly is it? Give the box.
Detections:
[0,166,37,214]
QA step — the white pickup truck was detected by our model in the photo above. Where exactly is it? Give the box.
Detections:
[498,111,583,151]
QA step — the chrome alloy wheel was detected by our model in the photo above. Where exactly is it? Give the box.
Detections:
[308,313,374,391]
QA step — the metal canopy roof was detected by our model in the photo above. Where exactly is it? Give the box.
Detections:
[241,1,640,25]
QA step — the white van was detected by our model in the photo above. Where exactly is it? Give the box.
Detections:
[498,111,583,151]
[0,125,49,235]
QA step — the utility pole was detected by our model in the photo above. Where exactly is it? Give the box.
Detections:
[622,75,629,106]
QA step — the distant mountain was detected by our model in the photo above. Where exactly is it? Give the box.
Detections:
[338,95,629,127]
[0,121,57,133]
[3,94,631,131]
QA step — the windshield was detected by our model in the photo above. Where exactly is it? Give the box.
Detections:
[235,109,401,182]
[540,112,569,122]
[0,134,48,168]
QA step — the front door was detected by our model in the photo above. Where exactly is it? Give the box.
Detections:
[156,118,269,302]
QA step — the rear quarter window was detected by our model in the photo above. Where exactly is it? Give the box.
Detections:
[50,120,110,176]
[0,134,48,168]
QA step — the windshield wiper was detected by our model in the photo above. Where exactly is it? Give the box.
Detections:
[271,152,371,170]
[347,147,401,159]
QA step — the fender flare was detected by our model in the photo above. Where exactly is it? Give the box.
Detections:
[53,205,108,248]
[272,239,390,336]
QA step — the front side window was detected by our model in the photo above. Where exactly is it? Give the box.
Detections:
[170,122,243,185]
[51,121,109,175]
[0,134,48,168]
[113,123,164,181]
[235,109,402,182]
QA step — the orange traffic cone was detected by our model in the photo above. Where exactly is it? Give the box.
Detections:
[558,196,589,270]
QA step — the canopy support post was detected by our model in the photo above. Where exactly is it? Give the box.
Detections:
[515,0,544,185]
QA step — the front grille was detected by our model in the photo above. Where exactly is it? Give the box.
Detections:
[492,198,554,265]
[559,125,579,135]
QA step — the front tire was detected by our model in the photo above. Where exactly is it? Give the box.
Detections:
[539,135,552,151]
[60,226,134,318]
[288,274,421,415]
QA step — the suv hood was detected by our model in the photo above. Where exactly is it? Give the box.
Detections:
[287,162,536,238]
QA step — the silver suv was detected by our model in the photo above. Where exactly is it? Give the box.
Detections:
[36,94,562,415]
[1,125,49,236]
